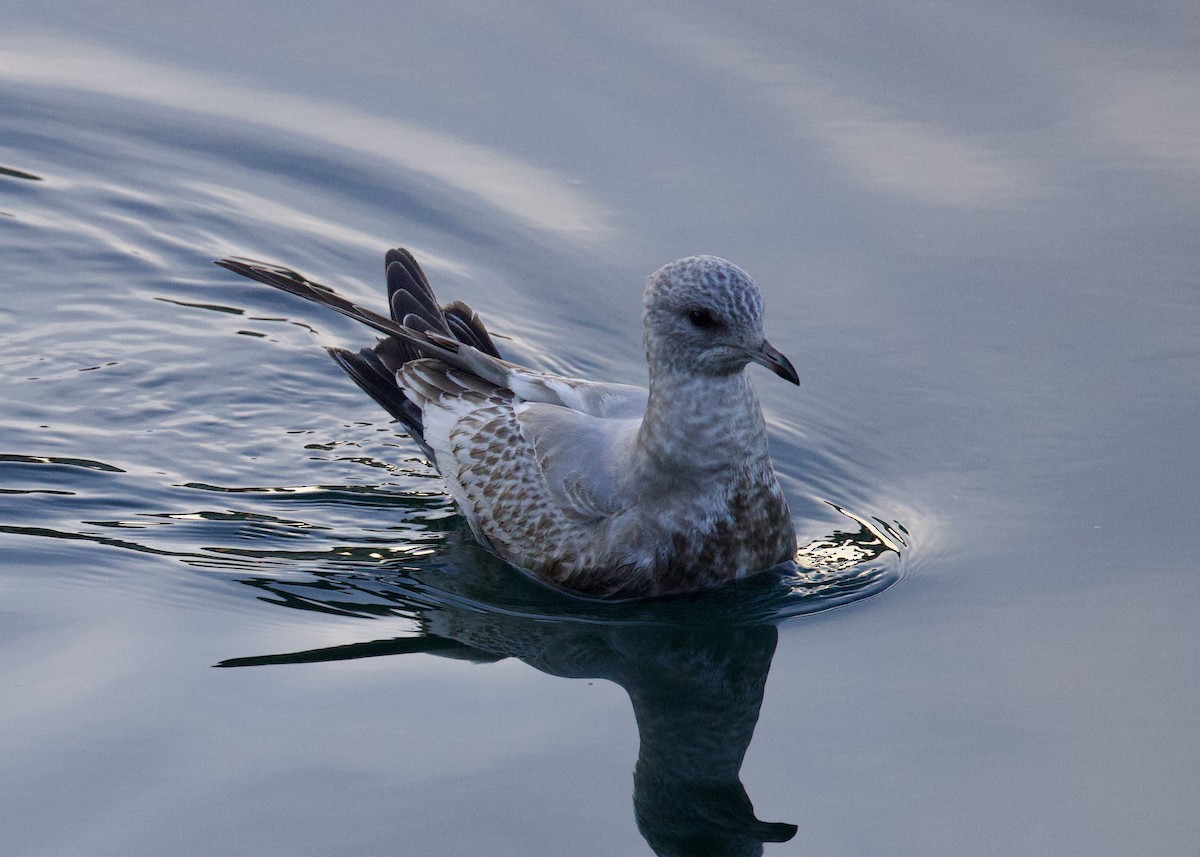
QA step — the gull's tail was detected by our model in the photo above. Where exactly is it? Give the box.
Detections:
[215,248,504,460]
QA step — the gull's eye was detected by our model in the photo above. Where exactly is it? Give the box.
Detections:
[688,309,717,329]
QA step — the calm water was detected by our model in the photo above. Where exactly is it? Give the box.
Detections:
[2,4,1198,856]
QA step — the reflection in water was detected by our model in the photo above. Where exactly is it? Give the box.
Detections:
[221,594,797,855]
[624,626,799,856]
[217,516,902,856]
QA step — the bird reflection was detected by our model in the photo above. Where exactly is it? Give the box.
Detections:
[217,514,901,855]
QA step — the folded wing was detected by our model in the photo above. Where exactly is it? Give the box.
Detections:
[216,249,648,577]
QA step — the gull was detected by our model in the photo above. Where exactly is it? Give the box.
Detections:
[217,248,799,598]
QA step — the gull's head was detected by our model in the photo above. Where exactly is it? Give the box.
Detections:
[643,256,798,385]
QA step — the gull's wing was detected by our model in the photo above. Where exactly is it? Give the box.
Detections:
[400,359,640,575]
[215,255,647,419]
[217,251,650,585]
[505,370,647,419]
[216,256,516,388]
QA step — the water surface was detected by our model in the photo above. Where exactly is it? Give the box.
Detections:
[2,3,1198,856]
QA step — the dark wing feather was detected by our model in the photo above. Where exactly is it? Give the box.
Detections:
[214,255,517,387]
[444,300,501,358]
[216,249,514,466]
[390,287,443,333]
[216,258,402,339]
[385,247,434,295]
[386,259,448,333]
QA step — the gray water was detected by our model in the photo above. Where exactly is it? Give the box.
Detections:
[2,3,1198,856]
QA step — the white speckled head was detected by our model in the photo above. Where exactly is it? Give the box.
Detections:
[643,256,798,384]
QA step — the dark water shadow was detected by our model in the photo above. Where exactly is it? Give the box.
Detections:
[216,512,903,856]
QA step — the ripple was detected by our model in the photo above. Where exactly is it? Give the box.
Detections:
[0,453,126,473]
[1,442,903,624]
[201,501,905,630]
[0,164,42,181]
[0,37,610,239]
